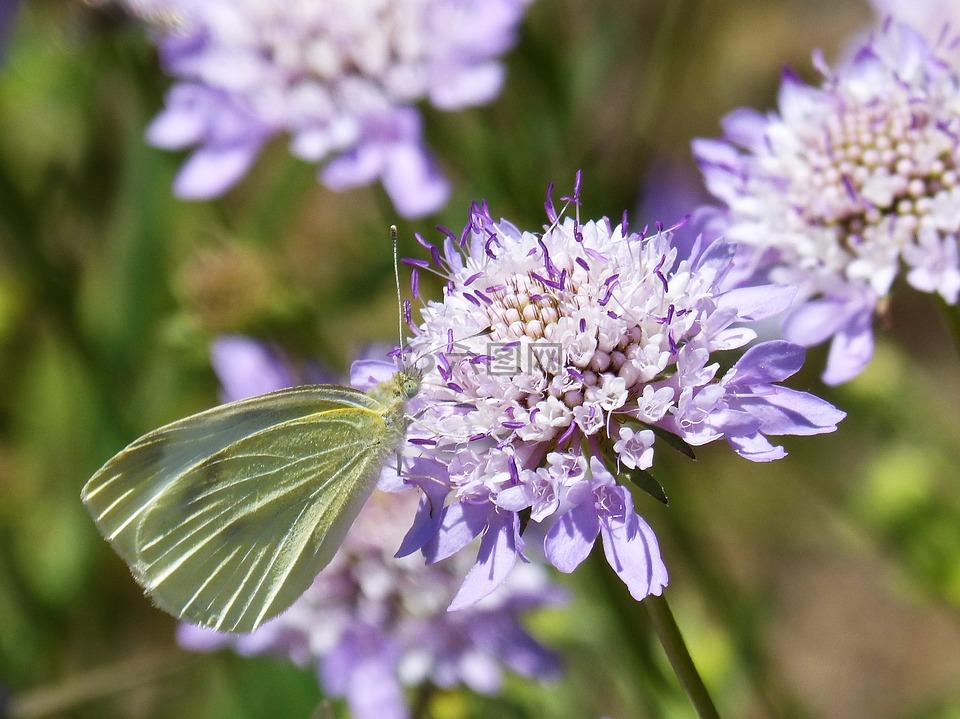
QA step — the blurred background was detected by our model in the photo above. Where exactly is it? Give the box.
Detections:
[4,0,960,717]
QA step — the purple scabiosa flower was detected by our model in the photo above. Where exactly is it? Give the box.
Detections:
[121,0,532,217]
[693,21,960,384]
[178,335,564,719]
[396,176,845,608]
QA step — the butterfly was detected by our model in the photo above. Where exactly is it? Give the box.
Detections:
[81,365,422,633]
[83,226,424,633]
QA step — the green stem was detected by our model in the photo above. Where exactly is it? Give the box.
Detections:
[7,650,190,718]
[645,593,721,719]
[655,505,806,718]
[410,681,436,719]
[589,549,669,717]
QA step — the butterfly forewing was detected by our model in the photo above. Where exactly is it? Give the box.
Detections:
[81,385,392,633]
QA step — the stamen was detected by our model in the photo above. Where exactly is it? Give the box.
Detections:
[508,456,520,483]
[653,254,669,292]
[408,437,438,446]
[473,289,493,305]
[544,182,558,223]
[556,421,577,446]
[538,236,560,278]
[598,279,619,306]
[529,271,563,291]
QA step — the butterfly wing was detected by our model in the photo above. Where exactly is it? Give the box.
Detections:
[82,385,392,632]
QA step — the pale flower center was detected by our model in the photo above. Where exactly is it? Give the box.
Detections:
[481,264,664,404]
[487,274,563,343]
[790,92,960,266]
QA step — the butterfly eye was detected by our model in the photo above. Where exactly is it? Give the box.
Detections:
[402,377,420,398]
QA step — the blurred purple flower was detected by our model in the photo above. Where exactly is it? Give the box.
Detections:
[868,0,960,66]
[637,155,771,297]
[639,155,722,260]
[180,335,564,719]
[122,0,532,217]
[694,22,960,384]
[394,177,844,608]
[0,0,18,61]
[210,335,334,401]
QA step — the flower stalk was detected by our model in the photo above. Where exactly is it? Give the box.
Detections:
[645,593,721,719]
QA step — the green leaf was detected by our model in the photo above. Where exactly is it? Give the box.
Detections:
[651,425,697,460]
[518,506,532,536]
[595,435,669,506]
[618,465,669,506]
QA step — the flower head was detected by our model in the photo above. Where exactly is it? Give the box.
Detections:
[178,336,564,719]
[124,0,531,216]
[397,177,845,607]
[694,21,960,383]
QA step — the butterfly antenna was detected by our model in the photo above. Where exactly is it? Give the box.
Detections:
[391,225,405,363]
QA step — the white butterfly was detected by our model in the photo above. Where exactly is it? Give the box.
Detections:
[82,367,421,633]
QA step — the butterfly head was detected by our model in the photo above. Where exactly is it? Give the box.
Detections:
[396,364,423,401]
